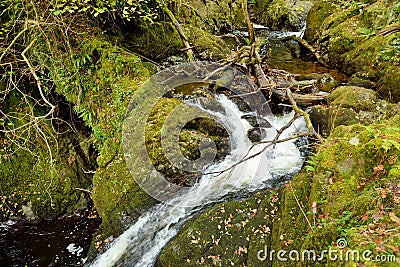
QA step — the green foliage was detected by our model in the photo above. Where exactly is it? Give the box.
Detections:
[376,36,400,64]
[305,154,319,173]
[355,27,375,38]
[50,0,160,22]
[394,2,400,16]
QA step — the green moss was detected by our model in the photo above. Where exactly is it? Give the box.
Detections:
[40,36,157,234]
[306,0,400,101]
[0,93,91,220]
[257,0,314,31]
[305,1,339,43]
[125,22,229,60]
[159,191,272,267]
[171,0,245,33]
[125,22,183,60]
[327,86,377,109]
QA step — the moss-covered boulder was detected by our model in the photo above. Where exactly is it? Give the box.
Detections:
[171,0,245,33]
[255,0,314,31]
[159,115,400,266]
[327,86,382,130]
[124,22,230,61]
[305,0,400,101]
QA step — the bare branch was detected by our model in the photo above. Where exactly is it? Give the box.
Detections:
[204,113,307,176]
[286,88,323,142]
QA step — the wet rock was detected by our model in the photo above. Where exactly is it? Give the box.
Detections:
[163,55,185,66]
[247,127,266,143]
[241,114,272,128]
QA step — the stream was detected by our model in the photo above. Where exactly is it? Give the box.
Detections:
[90,93,308,267]
[0,26,347,267]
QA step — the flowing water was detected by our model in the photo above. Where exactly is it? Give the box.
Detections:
[90,94,308,267]
[0,24,349,267]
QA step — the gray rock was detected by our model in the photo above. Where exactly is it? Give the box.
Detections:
[22,202,36,221]
[309,105,329,136]
[337,158,356,174]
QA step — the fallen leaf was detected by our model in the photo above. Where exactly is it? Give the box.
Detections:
[389,212,400,224]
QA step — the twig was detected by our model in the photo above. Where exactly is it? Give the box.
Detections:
[204,113,304,176]
[286,87,323,142]
[288,183,314,233]
[0,26,28,63]
[161,2,194,62]
[75,187,91,194]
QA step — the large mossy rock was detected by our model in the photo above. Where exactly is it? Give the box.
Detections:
[305,0,400,102]
[327,86,379,130]
[171,0,245,33]
[255,0,314,31]
[124,22,230,61]
[159,115,400,266]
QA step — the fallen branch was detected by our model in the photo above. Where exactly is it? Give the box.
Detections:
[288,183,314,233]
[281,35,329,67]
[161,3,194,62]
[204,113,307,176]
[286,87,323,142]
[271,88,327,106]
[377,23,400,36]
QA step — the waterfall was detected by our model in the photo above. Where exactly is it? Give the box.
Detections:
[89,94,307,267]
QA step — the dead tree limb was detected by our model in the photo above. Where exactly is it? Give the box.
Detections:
[161,3,194,62]
[281,35,329,67]
[377,23,400,36]
[242,0,255,44]
[270,88,327,106]
[204,113,306,176]
[286,88,323,142]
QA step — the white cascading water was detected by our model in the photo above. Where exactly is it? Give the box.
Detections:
[89,94,307,267]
